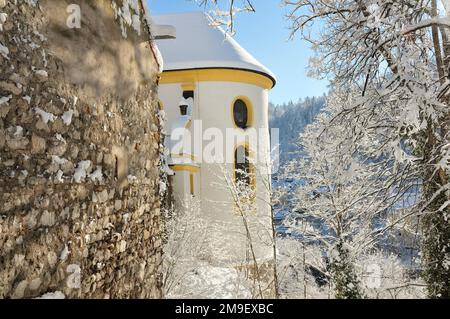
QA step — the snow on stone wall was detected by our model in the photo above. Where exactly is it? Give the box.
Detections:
[0,0,163,298]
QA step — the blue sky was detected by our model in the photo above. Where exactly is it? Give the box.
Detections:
[149,0,329,105]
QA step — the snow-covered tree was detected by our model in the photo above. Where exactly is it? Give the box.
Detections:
[282,0,450,298]
[197,0,450,298]
[282,88,419,298]
[193,0,256,35]
[216,162,279,298]
[162,197,256,298]
[163,163,277,299]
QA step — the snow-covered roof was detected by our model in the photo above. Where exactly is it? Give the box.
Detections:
[151,24,176,40]
[142,1,176,39]
[153,12,276,87]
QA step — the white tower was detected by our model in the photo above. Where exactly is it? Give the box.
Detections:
[155,12,276,283]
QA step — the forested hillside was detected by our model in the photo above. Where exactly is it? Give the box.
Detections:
[269,96,326,166]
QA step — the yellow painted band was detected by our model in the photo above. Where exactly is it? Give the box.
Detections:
[189,173,194,195]
[170,165,200,173]
[181,83,196,91]
[160,68,274,90]
[171,153,197,161]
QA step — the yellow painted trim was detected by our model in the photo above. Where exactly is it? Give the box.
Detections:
[170,165,200,173]
[189,173,194,195]
[171,153,197,161]
[181,83,196,91]
[231,96,254,129]
[160,69,274,90]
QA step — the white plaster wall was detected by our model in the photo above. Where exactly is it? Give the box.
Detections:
[159,80,273,265]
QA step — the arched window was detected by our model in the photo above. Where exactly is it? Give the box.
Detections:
[234,145,252,188]
[233,99,250,129]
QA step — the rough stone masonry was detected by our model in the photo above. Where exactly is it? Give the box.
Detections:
[0,0,163,298]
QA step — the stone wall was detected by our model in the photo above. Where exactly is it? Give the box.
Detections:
[0,0,163,298]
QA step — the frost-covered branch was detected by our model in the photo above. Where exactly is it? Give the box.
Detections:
[193,0,255,34]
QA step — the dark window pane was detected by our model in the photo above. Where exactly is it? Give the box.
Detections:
[233,99,248,129]
[183,90,194,99]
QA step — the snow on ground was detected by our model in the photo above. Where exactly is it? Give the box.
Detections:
[35,291,65,299]
[166,263,252,299]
